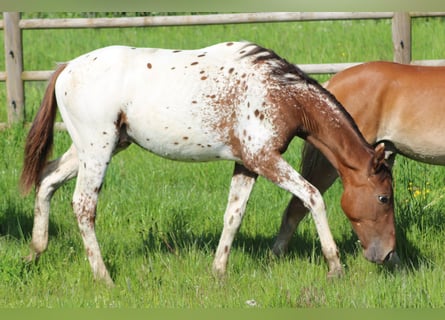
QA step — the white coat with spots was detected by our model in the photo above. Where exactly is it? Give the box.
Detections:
[21,41,394,285]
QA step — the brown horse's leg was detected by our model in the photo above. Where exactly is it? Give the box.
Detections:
[272,142,339,256]
[213,163,257,277]
[26,144,79,262]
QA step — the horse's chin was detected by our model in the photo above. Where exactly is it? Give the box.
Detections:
[364,247,400,266]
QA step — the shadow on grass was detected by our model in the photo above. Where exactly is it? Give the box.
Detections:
[0,198,34,240]
[0,197,59,242]
[391,205,445,272]
[394,224,427,271]
[137,209,429,276]
[3,197,431,280]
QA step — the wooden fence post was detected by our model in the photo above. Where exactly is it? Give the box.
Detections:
[392,12,412,64]
[4,12,25,124]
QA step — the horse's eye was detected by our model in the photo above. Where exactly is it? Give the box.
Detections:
[378,195,389,204]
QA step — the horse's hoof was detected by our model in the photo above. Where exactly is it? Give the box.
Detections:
[23,252,40,264]
[94,273,115,287]
[327,267,344,279]
[103,278,115,288]
[271,242,288,257]
[211,266,227,281]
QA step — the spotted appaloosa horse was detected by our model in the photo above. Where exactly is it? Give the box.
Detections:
[273,60,445,258]
[21,42,396,285]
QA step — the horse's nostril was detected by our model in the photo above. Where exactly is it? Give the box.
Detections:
[384,251,400,266]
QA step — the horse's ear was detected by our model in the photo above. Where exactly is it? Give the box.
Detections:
[371,142,386,174]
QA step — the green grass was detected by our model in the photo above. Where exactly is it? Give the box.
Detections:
[1,14,445,307]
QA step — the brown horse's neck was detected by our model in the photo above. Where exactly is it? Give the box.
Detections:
[296,83,373,178]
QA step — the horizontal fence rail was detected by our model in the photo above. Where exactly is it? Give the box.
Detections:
[2,11,445,128]
[2,12,398,29]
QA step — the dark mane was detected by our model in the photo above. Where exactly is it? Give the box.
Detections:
[241,44,366,146]
[240,44,320,87]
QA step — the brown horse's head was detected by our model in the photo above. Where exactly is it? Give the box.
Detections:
[340,143,399,265]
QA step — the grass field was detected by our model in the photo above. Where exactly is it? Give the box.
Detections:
[0,13,445,307]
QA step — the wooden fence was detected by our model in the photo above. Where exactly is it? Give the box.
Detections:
[1,11,445,129]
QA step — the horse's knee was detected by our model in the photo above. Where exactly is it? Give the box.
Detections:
[301,184,325,214]
[35,181,56,204]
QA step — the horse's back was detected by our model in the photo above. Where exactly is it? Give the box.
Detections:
[326,61,445,164]
[53,42,286,162]
[330,61,445,85]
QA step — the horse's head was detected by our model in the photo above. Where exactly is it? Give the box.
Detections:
[340,143,399,265]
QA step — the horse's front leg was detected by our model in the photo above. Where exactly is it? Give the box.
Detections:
[250,151,342,278]
[212,163,257,277]
[26,144,79,262]
[272,142,338,257]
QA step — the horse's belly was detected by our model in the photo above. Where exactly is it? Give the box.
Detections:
[137,136,237,162]
[138,140,237,162]
[392,139,445,165]
[380,117,445,165]
[126,113,238,162]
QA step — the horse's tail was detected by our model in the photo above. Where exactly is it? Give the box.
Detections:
[20,63,67,194]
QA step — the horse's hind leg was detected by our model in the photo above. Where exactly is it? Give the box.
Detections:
[272,142,338,256]
[72,149,114,285]
[212,163,257,277]
[26,144,79,262]
[249,151,342,277]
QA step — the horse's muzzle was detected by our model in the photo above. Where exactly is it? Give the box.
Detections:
[383,250,400,266]
[364,242,399,266]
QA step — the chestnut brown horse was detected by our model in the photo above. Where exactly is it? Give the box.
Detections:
[273,60,445,257]
[20,43,396,285]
